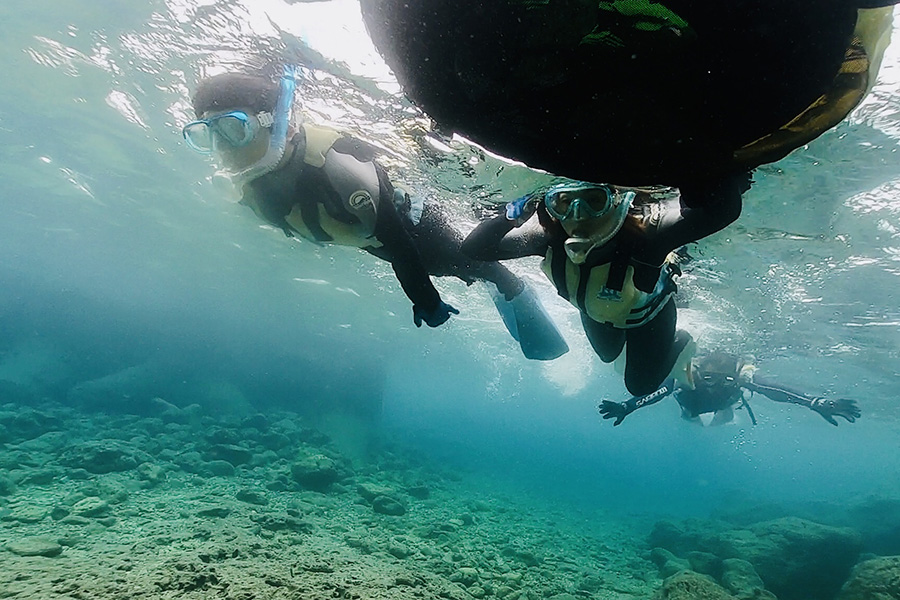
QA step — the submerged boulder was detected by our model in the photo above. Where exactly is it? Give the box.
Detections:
[6,537,62,557]
[203,444,253,467]
[356,482,397,503]
[650,547,691,578]
[720,559,776,600]
[652,570,737,600]
[836,556,900,600]
[740,517,862,600]
[650,516,862,600]
[371,495,406,516]
[0,409,61,443]
[650,519,728,557]
[845,496,900,556]
[291,454,340,491]
[58,440,149,474]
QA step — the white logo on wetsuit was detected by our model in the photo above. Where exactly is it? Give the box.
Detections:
[635,384,671,407]
[349,190,373,210]
[597,287,623,302]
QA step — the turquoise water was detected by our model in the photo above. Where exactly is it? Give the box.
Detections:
[1,1,900,598]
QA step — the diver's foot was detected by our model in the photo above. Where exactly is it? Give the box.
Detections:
[491,284,569,360]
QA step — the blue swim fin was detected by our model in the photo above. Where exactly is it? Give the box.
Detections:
[491,285,569,361]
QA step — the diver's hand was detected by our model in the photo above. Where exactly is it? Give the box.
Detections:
[598,400,634,426]
[809,397,861,426]
[505,193,540,226]
[413,301,459,328]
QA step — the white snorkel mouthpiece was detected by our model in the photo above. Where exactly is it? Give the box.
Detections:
[561,190,635,263]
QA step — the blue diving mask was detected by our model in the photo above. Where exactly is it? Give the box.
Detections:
[182,110,274,154]
[544,183,617,221]
[701,372,737,386]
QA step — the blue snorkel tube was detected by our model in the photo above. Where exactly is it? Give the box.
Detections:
[269,64,297,157]
[226,64,298,185]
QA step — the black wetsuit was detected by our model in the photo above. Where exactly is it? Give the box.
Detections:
[462,173,750,395]
[239,127,523,319]
[624,372,821,423]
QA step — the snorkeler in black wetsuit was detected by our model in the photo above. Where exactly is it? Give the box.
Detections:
[182,68,568,360]
[461,176,751,396]
[599,351,861,426]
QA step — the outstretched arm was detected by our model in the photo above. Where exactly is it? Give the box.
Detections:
[461,194,552,261]
[599,377,677,426]
[745,377,860,426]
[632,171,752,264]
[371,196,458,327]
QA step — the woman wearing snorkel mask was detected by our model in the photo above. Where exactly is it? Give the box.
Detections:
[462,175,750,396]
[182,68,569,361]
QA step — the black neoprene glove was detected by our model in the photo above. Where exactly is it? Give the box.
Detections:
[598,400,635,426]
[413,300,459,328]
[809,398,861,426]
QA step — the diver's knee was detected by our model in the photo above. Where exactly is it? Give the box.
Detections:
[624,373,659,397]
[491,269,524,300]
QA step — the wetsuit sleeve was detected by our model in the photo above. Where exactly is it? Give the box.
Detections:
[743,377,814,408]
[636,171,751,264]
[624,377,677,412]
[461,210,551,260]
[370,194,442,312]
[599,377,676,425]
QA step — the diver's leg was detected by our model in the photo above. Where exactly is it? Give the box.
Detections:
[580,313,626,363]
[409,202,567,358]
[406,202,471,275]
[462,260,524,298]
[623,302,675,395]
[622,299,685,396]
[410,202,523,295]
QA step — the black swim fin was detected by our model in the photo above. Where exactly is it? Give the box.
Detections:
[491,285,569,361]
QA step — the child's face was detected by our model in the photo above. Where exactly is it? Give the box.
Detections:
[203,108,272,172]
[696,370,739,396]
[559,212,616,239]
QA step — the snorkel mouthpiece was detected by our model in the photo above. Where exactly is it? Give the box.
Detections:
[563,237,595,264]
